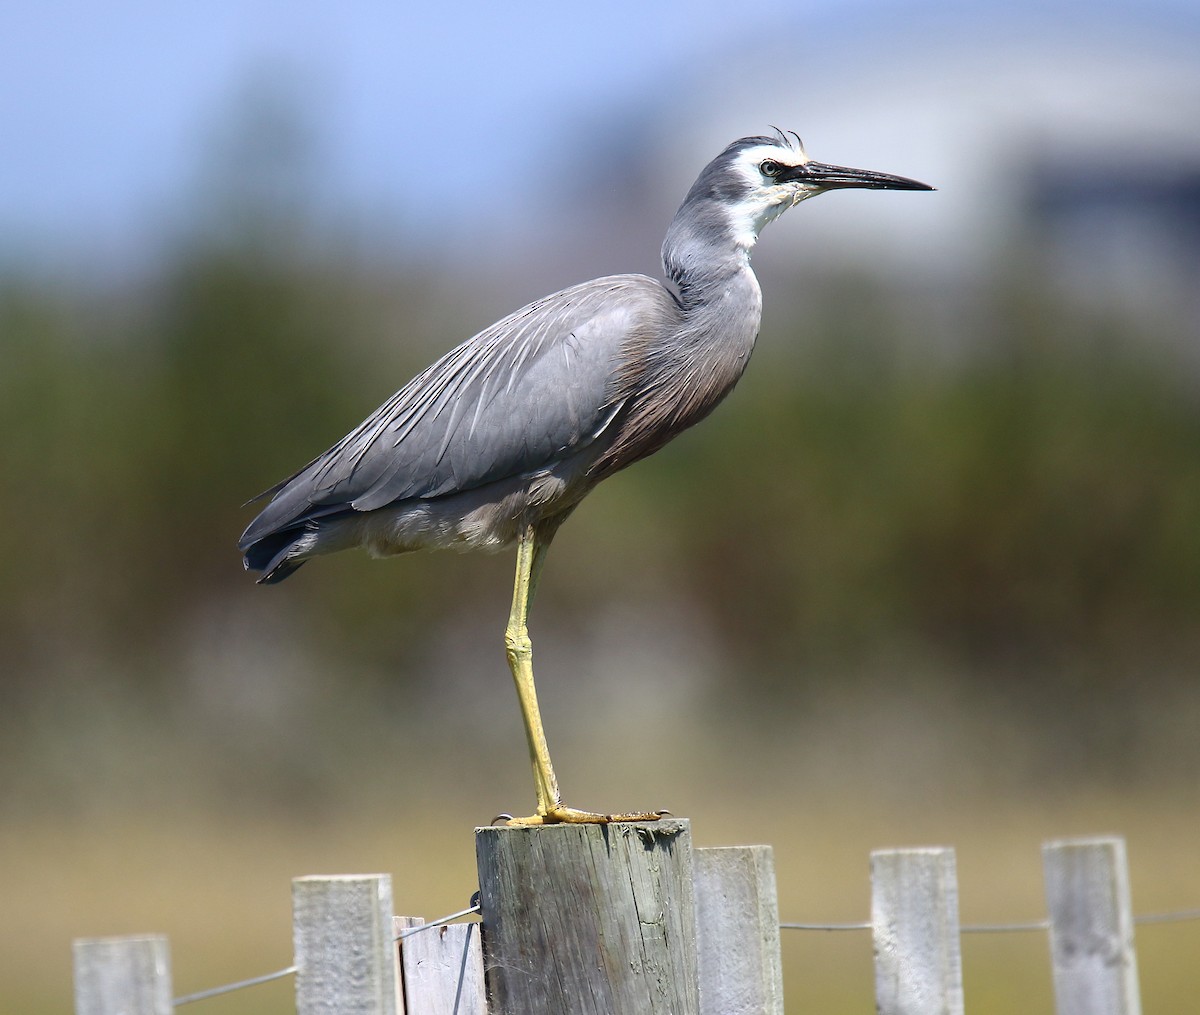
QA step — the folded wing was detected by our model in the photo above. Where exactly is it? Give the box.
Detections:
[239,274,675,551]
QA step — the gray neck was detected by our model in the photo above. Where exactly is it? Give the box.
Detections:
[661,197,753,312]
[592,193,764,478]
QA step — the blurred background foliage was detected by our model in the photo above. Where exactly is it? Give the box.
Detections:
[3,153,1197,809]
[3,7,1200,1012]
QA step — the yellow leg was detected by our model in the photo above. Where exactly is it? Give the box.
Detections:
[503,526,665,826]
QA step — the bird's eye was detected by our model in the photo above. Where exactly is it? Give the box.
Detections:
[760,159,783,178]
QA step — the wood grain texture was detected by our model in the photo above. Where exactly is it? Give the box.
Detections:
[292,874,397,1015]
[1043,837,1141,1015]
[475,819,698,1015]
[73,935,172,1015]
[394,917,425,1015]
[694,845,784,1015]
[871,847,964,1015]
[400,923,487,1015]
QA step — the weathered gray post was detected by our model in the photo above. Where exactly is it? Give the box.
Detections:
[393,917,424,1015]
[1043,836,1141,1015]
[870,846,964,1015]
[399,922,487,1015]
[73,935,172,1015]
[694,845,784,1015]
[475,818,698,1015]
[293,874,398,1015]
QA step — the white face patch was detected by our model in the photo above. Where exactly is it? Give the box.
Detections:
[725,143,816,251]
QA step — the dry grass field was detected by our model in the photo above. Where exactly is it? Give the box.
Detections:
[7,720,1198,1015]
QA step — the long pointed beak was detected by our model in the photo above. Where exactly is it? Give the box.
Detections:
[792,161,934,192]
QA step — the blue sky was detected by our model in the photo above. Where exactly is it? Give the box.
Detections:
[3,0,1197,270]
[1,1,810,263]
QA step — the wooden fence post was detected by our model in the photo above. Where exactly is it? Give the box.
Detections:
[1042,836,1141,1015]
[475,818,698,1015]
[394,917,424,1015]
[870,846,964,1015]
[694,845,784,1015]
[73,935,172,1015]
[399,923,487,1015]
[293,874,398,1015]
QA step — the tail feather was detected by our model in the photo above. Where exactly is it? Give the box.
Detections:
[257,556,306,584]
[242,527,308,584]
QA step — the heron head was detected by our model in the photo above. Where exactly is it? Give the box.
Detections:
[693,129,934,249]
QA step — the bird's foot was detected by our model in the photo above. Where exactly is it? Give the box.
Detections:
[503,805,669,826]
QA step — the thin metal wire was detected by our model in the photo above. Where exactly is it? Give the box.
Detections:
[173,965,297,1007]
[1135,908,1200,926]
[962,920,1050,933]
[780,909,1200,935]
[395,904,481,942]
[167,901,1200,1005]
[777,920,1053,934]
[170,902,482,1007]
[780,921,871,931]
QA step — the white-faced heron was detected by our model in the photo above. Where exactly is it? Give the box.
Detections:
[240,130,933,824]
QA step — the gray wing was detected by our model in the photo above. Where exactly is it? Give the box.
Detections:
[240,274,676,547]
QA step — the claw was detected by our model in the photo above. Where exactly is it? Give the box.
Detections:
[505,805,667,826]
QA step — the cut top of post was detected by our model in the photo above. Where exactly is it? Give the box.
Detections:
[293,874,398,1015]
[475,819,698,1015]
[73,935,173,1015]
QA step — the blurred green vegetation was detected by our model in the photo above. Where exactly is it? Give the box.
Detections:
[3,149,1200,1015]
[687,274,1200,693]
[3,207,1200,793]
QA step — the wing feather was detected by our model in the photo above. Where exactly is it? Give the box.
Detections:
[239,274,676,549]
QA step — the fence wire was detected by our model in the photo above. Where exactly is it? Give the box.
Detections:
[395,903,481,942]
[173,966,297,1007]
[170,901,1200,1006]
[172,902,481,1007]
[781,908,1200,935]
